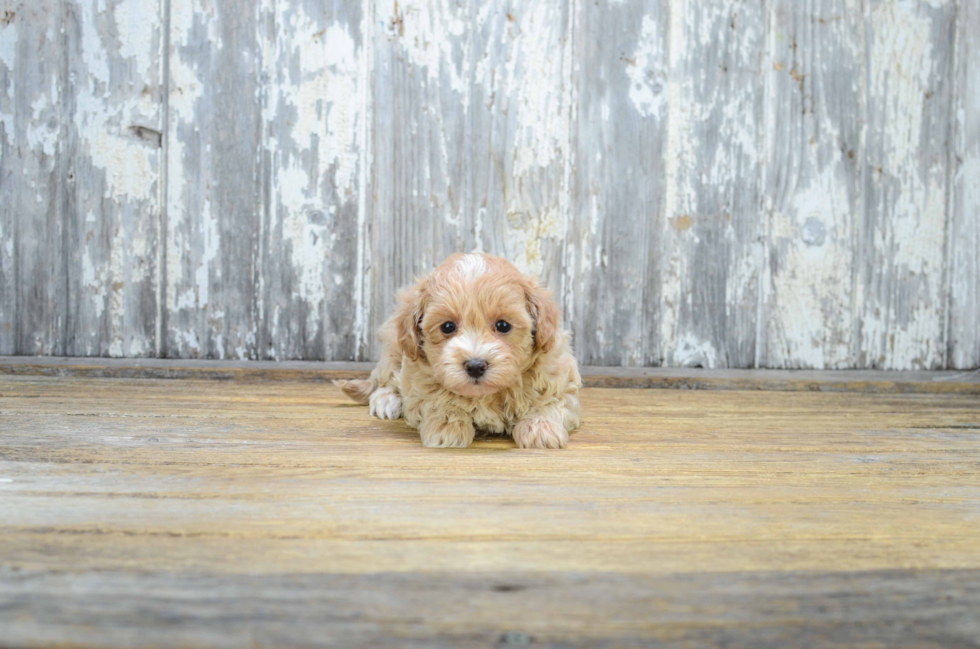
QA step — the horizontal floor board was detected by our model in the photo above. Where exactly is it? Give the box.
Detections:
[1,357,979,393]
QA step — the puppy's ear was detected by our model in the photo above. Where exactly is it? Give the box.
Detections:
[395,277,428,361]
[525,279,561,354]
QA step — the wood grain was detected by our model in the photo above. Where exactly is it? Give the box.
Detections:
[65,0,164,358]
[763,0,864,369]
[566,0,666,366]
[3,569,979,648]
[0,0,69,356]
[164,0,264,359]
[1,374,979,646]
[659,0,766,369]
[859,0,956,370]
[948,0,979,370]
[258,0,364,361]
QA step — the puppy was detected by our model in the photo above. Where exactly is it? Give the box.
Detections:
[336,253,581,448]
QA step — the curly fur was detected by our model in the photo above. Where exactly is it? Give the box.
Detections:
[336,253,582,449]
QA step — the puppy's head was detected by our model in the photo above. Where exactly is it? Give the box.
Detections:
[395,253,560,398]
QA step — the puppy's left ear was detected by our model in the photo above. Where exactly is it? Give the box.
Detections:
[525,279,561,354]
[395,277,429,361]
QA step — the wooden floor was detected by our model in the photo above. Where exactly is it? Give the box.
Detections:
[1,374,979,648]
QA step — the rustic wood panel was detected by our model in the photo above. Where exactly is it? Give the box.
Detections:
[257,0,364,361]
[0,0,69,356]
[1,0,978,369]
[1,375,980,646]
[659,0,767,368]
[948,0,979,370]
[164,0,264,359]
[367,0,571,358]
[762,0,864,369]
[64,0,164,358]
[858,0,956,370]
[566,0,666,366]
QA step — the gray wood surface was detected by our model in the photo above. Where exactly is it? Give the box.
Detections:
[0,0,977,368]
[567,0,665,367]
[0,0,68,356]
[949,0,979,370]
[763,0,864,370]
[3,568,979,649]
[65,0,164,359]
[859,0,956,370]
[2,374,980,647]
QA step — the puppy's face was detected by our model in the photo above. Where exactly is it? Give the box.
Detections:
[396,254,560,398]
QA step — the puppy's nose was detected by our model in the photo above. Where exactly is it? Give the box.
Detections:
[465,359,488,379]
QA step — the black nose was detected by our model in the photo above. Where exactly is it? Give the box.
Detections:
[465,359,488,379]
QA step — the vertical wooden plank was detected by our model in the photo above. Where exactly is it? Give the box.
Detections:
[164,0,262,359]
[859,0,955,370]
[367,0,571,359]
[64,0,163,357]
[659,0,767,368]
[367,0,472,359]
[0,1,17,354]
[566,1,667,366]
[0,0,69,355]
[257,0,363,361]
[948,0,979,369]
[467,1,571,297]
[762,0,864,369]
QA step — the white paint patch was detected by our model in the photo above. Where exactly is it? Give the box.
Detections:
[768,164,855,369]
[455,253,486,282]
[380,0,470,104]
[114,0,155,76]
[506,206,562,279]
[627,15,667,119]
[0,21,16,71]
[672,333,719,368]
[26,83,59,157]
[503,2,568,179]
[262,3,362,339]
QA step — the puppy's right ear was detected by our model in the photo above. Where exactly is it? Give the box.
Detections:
[395,278,428,361]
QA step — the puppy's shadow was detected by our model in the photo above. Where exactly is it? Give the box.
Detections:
[373,420,517,450]
[334,402,521,450]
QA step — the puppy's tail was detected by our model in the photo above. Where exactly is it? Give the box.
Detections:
[333,377,377,405]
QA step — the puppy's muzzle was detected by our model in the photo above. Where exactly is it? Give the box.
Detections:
[464,359,488,379]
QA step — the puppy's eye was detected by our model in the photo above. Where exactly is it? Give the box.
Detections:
[495,320,512,334]
[440,322,457,335]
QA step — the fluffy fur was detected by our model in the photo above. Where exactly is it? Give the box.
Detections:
[336,253,582,449]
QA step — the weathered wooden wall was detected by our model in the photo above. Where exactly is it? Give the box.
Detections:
[0,0,977,368]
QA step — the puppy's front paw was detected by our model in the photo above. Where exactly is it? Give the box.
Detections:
[369,388,403,420]
[419,419,475,448]
[512,416,568,449]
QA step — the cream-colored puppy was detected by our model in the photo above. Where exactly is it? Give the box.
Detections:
[336,253,581,449]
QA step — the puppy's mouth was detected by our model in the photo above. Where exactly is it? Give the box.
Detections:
[451,376,500,397]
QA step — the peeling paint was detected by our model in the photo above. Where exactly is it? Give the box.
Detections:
[626,14,666,119]
[2,0,976,369]
[861,0,951,370]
